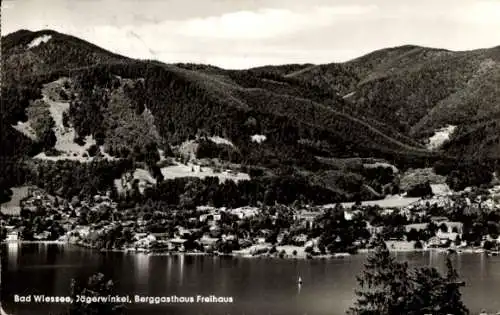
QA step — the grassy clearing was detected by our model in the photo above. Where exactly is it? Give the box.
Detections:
[160,162,249,182]
[33,79,116,163]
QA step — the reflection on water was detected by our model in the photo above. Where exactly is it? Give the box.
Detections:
[480,252,486,275]
[178,254,184,285]
[134,253,150,285]
[46,245,59,265]
[4,245,500,315]
[6,243,19,269]
[166,255,172,283]
[429,249,439,267]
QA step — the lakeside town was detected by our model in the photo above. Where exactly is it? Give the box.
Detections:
[2,181,500,259]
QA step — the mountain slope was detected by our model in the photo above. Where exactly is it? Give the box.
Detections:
[285,44,500,159]
[12,29,500,205]
[2,29,129,82]
[2,30,435,173]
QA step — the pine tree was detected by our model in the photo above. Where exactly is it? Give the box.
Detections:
[409,267,447,314]
[350,239,469,315]
[348,236,413,315]
[440,258,469,315]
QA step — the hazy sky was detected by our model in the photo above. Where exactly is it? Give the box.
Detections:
[3,0,500,69]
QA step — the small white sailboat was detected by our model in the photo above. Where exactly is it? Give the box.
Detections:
[297,276,302,285]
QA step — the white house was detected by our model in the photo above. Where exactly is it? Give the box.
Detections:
[231,207,259,220]
[135,234,157,248]
[430,184,452,196]
[6,231,19,242]
[436,230,459,242]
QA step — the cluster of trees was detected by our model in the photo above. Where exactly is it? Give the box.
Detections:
[0,160,30,203]
[19,207,66,241]
[442,120,500,163]
[195,139,239,161]
[62,68,167,171]
[1,82,45,168]
[349,236,469,315]
[460,211,500,247]
[29,159,133,200]
[433,160,495,191]
[137,175,346,208]
[28,104,57,149]
[123,78,146,115]
[68,70,114,144]
[83,224,135,250]
[227,69,341,104]
[313,207,371,253]
[67,273,124,315]
[360,165,397,195]
[406,181,433,198]
[1,81,43,125]
[0,158,400,217]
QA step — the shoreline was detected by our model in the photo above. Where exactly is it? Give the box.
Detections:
[3,240,64,244]
[1,241,489,259]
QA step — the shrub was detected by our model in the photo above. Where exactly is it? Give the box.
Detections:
[406,181,433,197]
[414,240,423,249]
[269,246,277,254]
[87,144,99,157]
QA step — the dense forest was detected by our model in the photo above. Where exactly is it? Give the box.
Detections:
[2,30,500,209]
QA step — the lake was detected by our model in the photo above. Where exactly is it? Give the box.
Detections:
[2,243,500,315]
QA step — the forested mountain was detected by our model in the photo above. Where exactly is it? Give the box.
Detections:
[284,45,500,158]
[1,30,435,164]
[1,29,498,205]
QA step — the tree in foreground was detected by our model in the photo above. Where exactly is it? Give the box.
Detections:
[348,236,469,315]
[67,273,124,315]
[348,235,413,315]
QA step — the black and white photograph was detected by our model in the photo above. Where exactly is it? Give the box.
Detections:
[2,0,500,314]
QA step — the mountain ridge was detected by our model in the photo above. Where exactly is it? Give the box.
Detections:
[2,29,500,206]
[5,29,500,163]
[1,29,431,163]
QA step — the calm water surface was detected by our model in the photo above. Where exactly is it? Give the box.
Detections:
[2,243,500,315]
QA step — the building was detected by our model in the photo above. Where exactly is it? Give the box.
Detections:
[294,210,320,223]
[134,234,157,248]
[294,210,321,229]
[151,232,170,241]
[344,210,362,221]
[199,211,222,224]
[5,231,19,242]
[443,222,463,234]
[168,238,187,251]
[175,227,192,238]
[427,236,443,248]
[405,221,463,234]
[199,236,218,250]
[430,216,449,223]
[436,230,459,242]
[292,234,308,246]
[405,223,429,233]
[366,222,384,236]
[430,184,452,196]
[231,206,259,220]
